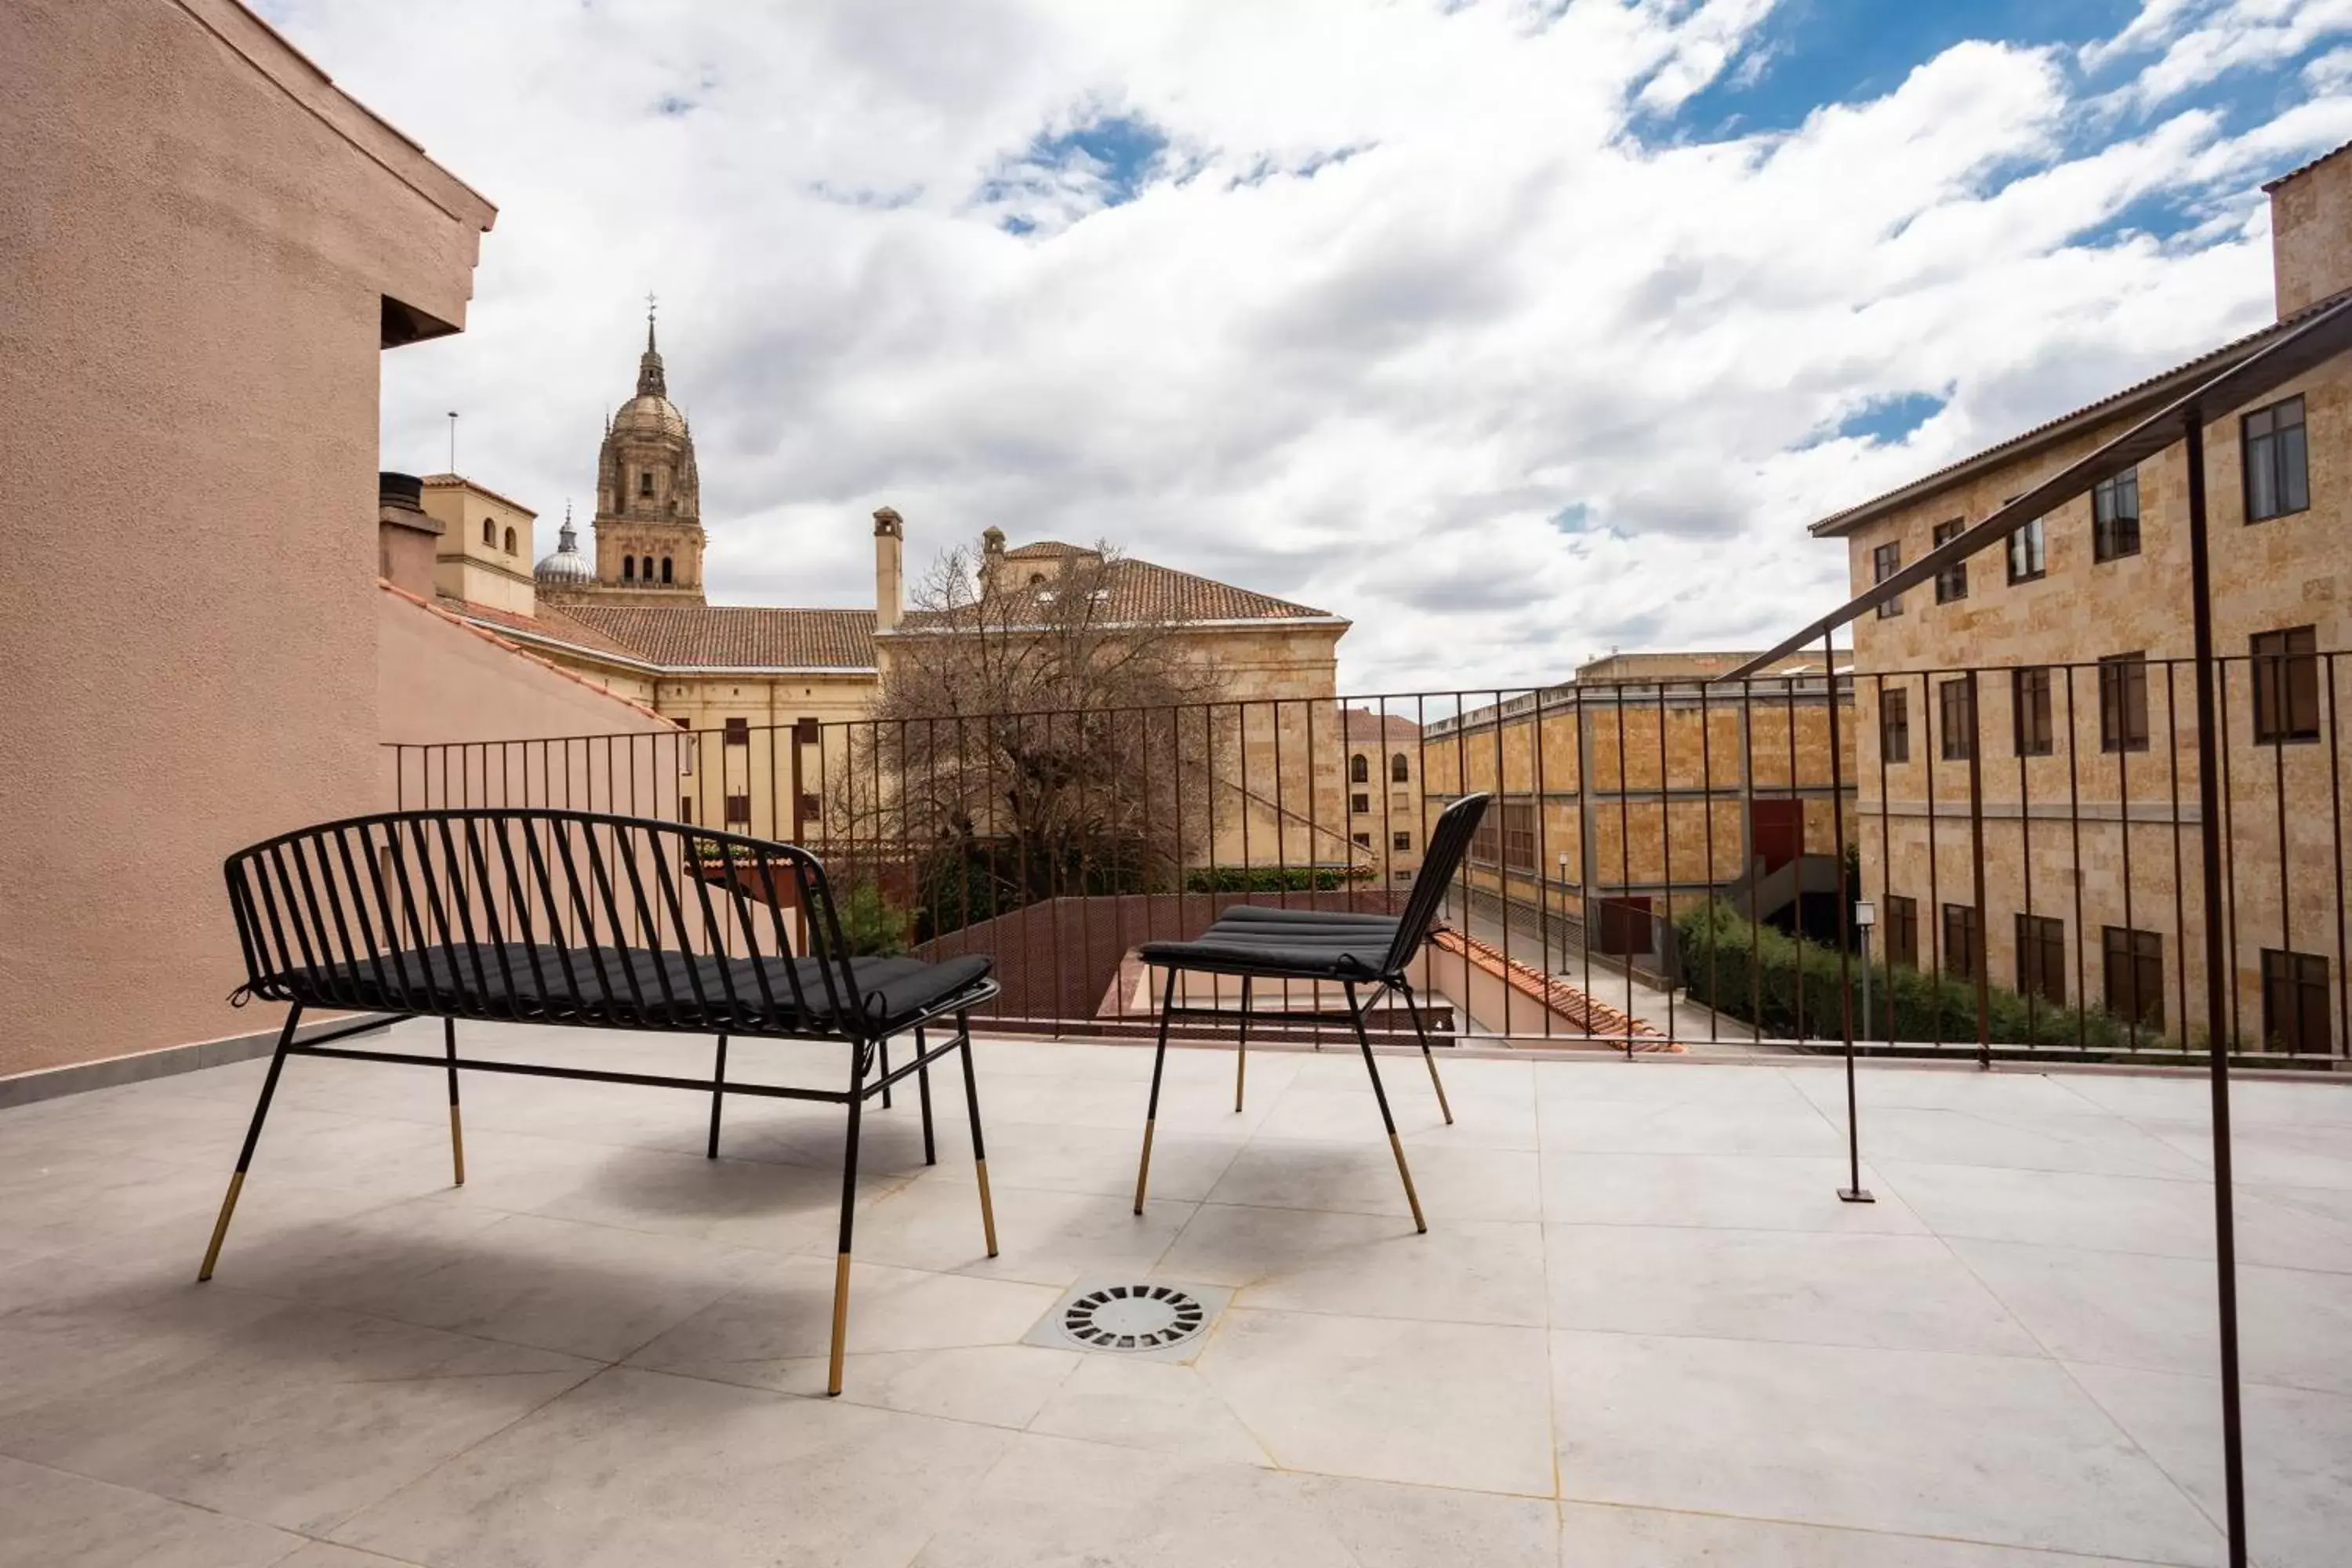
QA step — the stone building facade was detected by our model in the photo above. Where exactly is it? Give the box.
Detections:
[1813,141,2352,1051]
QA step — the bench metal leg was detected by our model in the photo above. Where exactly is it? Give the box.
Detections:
[706,1033,728,1160]
[1235,976,1250,1114]
[198,1004,302,1281]
[956,1011,997,1257]
[1135,967,1177,1214]
[829,1054,865,1398]
[1346,984,1427,1234]
[1398,982,1454,1127]
[444,1016,466,1185]
[916,1025,936,1166]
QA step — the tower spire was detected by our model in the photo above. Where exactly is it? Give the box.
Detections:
[636,292,667,397]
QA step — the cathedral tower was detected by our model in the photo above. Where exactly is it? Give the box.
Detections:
[581,303,705,604]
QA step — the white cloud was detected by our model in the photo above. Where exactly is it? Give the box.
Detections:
[263,0,2347,692]
[2088,0,2352,109]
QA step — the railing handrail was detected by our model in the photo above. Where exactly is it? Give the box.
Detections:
[1723,290,2352,681]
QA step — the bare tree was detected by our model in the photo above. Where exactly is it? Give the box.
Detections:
[834,535,1229,931]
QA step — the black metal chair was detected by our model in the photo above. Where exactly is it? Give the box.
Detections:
[1132,793,1491,1232]
[205,808,998,1397]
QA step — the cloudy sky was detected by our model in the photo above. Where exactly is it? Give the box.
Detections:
[269,0,2351,693]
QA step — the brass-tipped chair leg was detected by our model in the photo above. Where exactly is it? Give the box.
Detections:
[199,1004,302,1280]
[828,1060,866,1398]
[706,1033,728,1160]
[1234,976,1250,1113]
[916,1025,937,1166]
[956,1014,997,1256]
[443,1016,467,1184]
[1345,985,1427,1233]
[1399,982,1454,1127]
[1135,969,1176,1213]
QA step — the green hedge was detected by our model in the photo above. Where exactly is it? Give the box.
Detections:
[1182,866,1363,894]
[1675,900,2155,1050]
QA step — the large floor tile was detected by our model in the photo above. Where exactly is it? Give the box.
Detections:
[2070,1362,2352,1568]
[0,1453,299,1568]
[959,1117,1243,1203]
[1025,1355,1276,1466]
[334,1365,1010,1568]
[2058,1074,2352,1129]
[1820,1106,2209,1178]
[1552,1329,2223,1564]
[1197,1307,1555,1496]
[1533,1061,1817,1109]
[1951,1239,2352,1392]
[1548,1225,2038,1356]
[1559,1501,2161,1566]
[913,1432,1559,1568]
[852,1173,1192,1286]
[0,1301,594,1536]
[1258,1079,1539,1150]
[1206,1136,1541,1221]
[1538,1097,1841,1158]
[2135,1118,2352,1191]
[1541,1151,1928,1232]
[1164,1203,1548,1325]
[1786,1065,2118,1117]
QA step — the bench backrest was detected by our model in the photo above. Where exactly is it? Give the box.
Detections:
[1381,791,1490,977]
[223,809,868,1035]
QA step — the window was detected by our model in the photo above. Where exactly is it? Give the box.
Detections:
[1472,809,1498,865]
[2099,653,2150,753]
[661,556,673,584]
[1939,677,1974,760]
[724,717,750,746]
[1392,753,1410,783]
[1393,831,1412,852]
[1351,792,1370,814]
[1351,754,1370,784]
[2016,913,2065,1005]
[2005,515,2045,583]
[680,797,692,823]
[623,555,637,580]
[1872,542,1903,618]
[2261,949,2331,1054]
[2251,626,2320,743]
[724,794,750,826]
[503,526,517,554]
[1352,832,1372,848]
[2093,469,2141,561]
[2243,396,2309,522]
[1880,688,1911,764]
[1933,520,1967,603]
[2012,666,2053,757]
[2103,927,2164,1029]
[639,468,655,498]
[1501,801,1538,872]
[481,519,495,546]
[1883,895,1918,969]
[1942,904,1981,980]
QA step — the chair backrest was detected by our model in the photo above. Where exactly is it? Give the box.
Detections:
[223,809,868,1034]
[1380,792,1490,976]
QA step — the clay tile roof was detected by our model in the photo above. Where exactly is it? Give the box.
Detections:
[1807,290,2348,538]
[899,554,1337,630]
[1001,540,1091,560]
[441,599,643,659]
[553,603,878,669]
[2263,136,2352,192]
[1343,709,1423,741]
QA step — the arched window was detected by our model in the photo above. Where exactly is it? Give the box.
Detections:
[481,519,495,546]
[661,557,673,583]
[623,556,637,581]
[1392,753,1410,782]
[639,469,655,498]
[1350,754,1369,784]
[503,526,517,554]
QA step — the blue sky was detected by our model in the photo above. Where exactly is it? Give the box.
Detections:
[272,0,2352,690]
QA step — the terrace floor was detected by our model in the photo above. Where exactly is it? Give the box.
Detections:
[3,1025,2349,1567]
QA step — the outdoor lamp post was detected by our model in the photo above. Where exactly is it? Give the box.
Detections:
[1853,898,1875,1042]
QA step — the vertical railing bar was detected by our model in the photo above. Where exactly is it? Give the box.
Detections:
[2327,653,2347,1060]
[1701,677,1719,1043]
[1965,669,1989,1068]
[1924,671,1944,1050]
[2220,661,2241,1049]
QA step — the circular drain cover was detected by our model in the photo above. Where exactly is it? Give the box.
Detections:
[1061,1284,1207,1352]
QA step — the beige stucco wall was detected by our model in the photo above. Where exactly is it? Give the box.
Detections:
[423,475,538,615]
[2272,149,2352,319]
[0,0,494,1076]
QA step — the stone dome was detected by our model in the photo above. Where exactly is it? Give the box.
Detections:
[535,507,595,586]
[612,390,688,439]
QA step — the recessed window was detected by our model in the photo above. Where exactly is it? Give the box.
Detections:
[2261,949,2331,1054]
[2243,396,2309,522]
[661,556,674,584]
[2251,626,2320,744]
[503,525,517,554]
[2016,913,2065,1006]
[1939,677,1974,760]
[1880,687,1911,764]
[1872,542,1903,618]
[2093,469,2141,561]
[1353,832,1372,848]
[724,717,750,746]
[1392,753,1410,783]
[2012,666,2053,757]
[2099,653,2150,753]
[639,469,656,498]
[481,519,495,546]
[2103,927,2164,1029]
[1351,793,1370,814]
[1351,754,1370,784]
[1933,519,1967,603]
[1501,801,1538,872]
[724,793,750,826]
[1942,903,1981,981]
[2005,515,2045,583]
[624,555,637,581]
[1392,831,1411,851]
[1883,895,1918,969]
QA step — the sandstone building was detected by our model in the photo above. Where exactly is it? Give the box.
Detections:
[1815,141,2352,1051]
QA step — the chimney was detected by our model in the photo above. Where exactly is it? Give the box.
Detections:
[376,471,441,597]
[873,506,904,632]
[2267,141,2352,320]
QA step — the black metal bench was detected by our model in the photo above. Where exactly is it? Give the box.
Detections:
[202,808,998,1396]
[1132,792,1491,1231]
